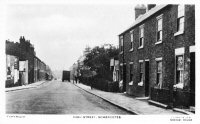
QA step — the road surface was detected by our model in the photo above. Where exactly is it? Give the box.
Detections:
[6,80,132,114]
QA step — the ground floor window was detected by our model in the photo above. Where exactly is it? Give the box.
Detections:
[130,63,133,82]
[174,55,184,89]
[120,65,123,81]
[138,61,144,86]
[139,62,143,82]
[116,70,119,81]
[176,55,184,84]
[156,60,162,88]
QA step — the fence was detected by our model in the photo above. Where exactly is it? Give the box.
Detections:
[150,87,171,105]
[173,89,195,108]
[80,76,119,92]
[150,87,195,109]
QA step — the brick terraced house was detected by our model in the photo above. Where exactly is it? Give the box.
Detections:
[119,4,195,110]
[6,36,53,87]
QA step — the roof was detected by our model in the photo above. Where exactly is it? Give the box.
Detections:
[119,4,168,36]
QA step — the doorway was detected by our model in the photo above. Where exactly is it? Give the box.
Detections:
[123,65,126,92]
[190,52,195,92]
[145,61,149,97]
[190,52,195,106]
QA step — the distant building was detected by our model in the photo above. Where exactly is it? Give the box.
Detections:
[6,55,19,85]
[5,36,53,87]
[119,5,195,110]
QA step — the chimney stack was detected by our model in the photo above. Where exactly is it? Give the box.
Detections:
[19,36,25,42]
[135,4,146,20]
[147,4,156,11]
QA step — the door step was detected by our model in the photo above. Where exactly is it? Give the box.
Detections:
[173,108,194,115]
[148,100,169,109]
[136,97,149,100]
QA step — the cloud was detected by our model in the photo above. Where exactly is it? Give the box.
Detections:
[5,4,135,70]
[34,14,96,32]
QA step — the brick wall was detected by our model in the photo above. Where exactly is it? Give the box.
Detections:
[119,4,195,103]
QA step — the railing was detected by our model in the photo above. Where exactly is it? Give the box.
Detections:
[150,87,195,108]
[173,90,195,108]
[150,87,170,105]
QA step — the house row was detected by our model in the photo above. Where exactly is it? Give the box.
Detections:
[6,36,53,87]
[118,4,195,110]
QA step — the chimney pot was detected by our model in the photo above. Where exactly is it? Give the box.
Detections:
[147,4,156,11]
[135,4,146,20]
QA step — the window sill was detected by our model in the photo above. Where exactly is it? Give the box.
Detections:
[174,30,184,37]
[155,41,162,45]
[173,83,183,89]
[129,48,133,52]
[129,81,133,85]
[138,82,143,86]
[119,51,123,55]
[153,87,162,89]
[138,46,144,49]
[119,80,123,87]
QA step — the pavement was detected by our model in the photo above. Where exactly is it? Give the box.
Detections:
[5,80,47,92]
[5,80,192,115]
[73,82,187,115]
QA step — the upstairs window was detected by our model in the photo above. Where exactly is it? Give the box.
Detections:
[120,36,124,52]
[156,15,163,43]
[139,25,144,48]
[177,5,185,32]
[130,30,134,50]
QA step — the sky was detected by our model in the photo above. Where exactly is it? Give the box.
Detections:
[5,3,136,71]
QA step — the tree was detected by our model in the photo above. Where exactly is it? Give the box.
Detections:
[83,44,119,81]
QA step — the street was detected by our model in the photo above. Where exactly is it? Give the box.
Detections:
[6,81,132,114]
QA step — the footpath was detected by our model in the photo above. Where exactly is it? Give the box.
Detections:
[74,83,187,115]
[5,80,47,92]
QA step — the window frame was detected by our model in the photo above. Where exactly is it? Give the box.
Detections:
[177,17,185,32]
[129,62,133,82]
[120,36,124,53]
[130,30,134,51]
[156,58,163,89]
[120,64,123,81]
[174,47,185,89]
[176,55,184,84]
[156,14,163,44]
[139,60,144,84]
[138,25,144,49]
[174,5,185,36]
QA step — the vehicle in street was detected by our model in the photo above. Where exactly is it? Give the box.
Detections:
[62,70,70,82]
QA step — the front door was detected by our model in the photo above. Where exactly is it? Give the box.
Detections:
[123,65,126,92]
[19,71,25,85]
[145,61,149,96]
[190,52,195,106]
[190,52,195,93]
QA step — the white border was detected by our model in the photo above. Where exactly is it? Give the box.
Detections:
[1,1,199,124]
